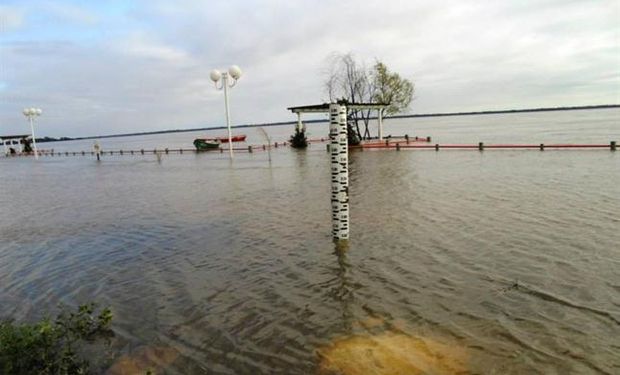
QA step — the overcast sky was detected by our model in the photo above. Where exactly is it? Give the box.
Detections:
[1,0,618,137]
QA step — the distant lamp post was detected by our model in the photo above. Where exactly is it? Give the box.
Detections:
[210,65,242,158]
[22,107,42,159]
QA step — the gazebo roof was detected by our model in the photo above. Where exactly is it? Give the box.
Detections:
[0,134,30,141]
[288,100,389,114]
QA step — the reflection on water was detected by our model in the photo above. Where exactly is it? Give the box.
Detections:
[0,109,619,374]
[331,242,354,332]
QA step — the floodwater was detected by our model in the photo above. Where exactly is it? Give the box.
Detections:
[1,108,619,374]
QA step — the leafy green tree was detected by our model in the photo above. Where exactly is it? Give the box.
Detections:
[372,62,414,117]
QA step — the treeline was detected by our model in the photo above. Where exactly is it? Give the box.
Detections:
[35,136,74,143]
[390,104,620,119]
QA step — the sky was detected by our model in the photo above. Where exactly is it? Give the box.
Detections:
[0,0,618,137]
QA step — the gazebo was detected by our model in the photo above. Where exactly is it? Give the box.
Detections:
[1,134,30,155]
[287,100,389,140]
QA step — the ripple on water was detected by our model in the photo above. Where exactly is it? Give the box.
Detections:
[1,111,619,374]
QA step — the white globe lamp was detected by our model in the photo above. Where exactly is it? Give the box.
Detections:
[210,69,222,82]
[228,65,242,80]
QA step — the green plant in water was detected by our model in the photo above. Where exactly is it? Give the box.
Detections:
[290,127,308,148]
[0,303,113,375]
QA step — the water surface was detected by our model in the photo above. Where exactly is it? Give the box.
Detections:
[1,109,619,374]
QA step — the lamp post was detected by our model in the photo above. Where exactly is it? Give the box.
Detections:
[22,107,42,159]
[210,65,242,158]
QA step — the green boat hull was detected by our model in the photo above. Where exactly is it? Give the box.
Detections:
[194,139,220,151]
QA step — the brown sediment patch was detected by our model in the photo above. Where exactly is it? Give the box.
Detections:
[317,332,469,375]
[106,346,179,375]
[352,316,386,330]
[389,318,411,332]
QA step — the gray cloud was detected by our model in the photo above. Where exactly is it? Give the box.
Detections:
[0,0,618,137]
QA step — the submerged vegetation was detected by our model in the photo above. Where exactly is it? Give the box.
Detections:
[0,304,113,374]
[290,127,308,148]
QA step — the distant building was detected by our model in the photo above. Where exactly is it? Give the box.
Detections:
[1,134,31,155]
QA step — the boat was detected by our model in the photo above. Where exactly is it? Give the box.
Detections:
[193,138,221,151]
[216,134,246,143]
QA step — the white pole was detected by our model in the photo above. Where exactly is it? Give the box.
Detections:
[297,112,302,132]
[29,116,39,159]
[378,109,383,141]
[329,103,349,241]
[222,72,234,159]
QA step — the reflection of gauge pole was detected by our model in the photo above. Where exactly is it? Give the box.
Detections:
[334,244,353,332]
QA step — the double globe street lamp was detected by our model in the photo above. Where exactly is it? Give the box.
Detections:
[210,65,242,158]
[22,107,42,159]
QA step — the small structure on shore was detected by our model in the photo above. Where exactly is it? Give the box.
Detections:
[288,100,389,143]
[1,134,31,156]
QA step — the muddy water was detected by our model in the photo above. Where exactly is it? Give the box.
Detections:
[1,109,619,374]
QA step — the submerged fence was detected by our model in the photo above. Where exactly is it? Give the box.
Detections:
[2,139,617,158]
[358,140,617,151]
[3,141,294,158]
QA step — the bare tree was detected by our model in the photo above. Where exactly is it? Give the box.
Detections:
[324,53,368,142]
[324,53,414,141]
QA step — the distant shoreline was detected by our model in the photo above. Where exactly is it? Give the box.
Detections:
[38,104,619,142]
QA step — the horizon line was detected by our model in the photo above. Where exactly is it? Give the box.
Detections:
[39,103,620,141]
